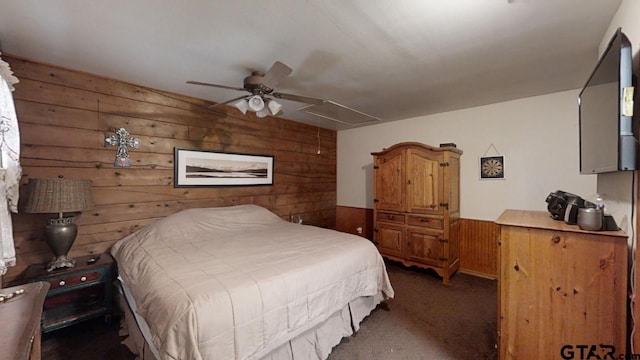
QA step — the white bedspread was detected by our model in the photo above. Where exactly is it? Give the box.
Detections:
[111,205,394,360]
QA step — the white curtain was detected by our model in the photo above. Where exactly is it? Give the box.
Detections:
[0,52,21,274]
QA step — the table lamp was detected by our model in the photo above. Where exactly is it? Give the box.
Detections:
[24,177,93,272]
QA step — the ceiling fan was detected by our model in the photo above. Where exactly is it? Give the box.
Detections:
[187,61,323,118]
[187,61,381,125]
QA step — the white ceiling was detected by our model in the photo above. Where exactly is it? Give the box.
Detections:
[0,0,621,130]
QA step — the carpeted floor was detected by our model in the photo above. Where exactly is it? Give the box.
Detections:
[328,262,498,360]
[41,261,497,359]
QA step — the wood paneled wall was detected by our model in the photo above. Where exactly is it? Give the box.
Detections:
[336,205,373,239]
[458,218,499,279]
[4,55,337,284]
[336,206,499,279]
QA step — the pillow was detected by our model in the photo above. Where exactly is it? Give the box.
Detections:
[162,204,283,231]
[195,204,282,225]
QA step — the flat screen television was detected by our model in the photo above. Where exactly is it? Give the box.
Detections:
[578,27,636,174]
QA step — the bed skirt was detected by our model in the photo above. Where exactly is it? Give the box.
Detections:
[116,281,384,360]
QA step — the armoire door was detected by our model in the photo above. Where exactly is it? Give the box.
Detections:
[374,223,404,258]
[405,227,443,266]
[406,148,444,214]
[374,147,405,212]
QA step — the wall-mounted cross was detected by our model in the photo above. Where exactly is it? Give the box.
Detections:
[104,127,140,167]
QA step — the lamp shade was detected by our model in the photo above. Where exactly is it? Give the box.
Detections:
[233,99,249,114]
[24,177,93,214]
[247,95,265,112]
[267,99,283,116]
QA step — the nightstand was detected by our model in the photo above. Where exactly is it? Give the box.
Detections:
[12,253,114,333]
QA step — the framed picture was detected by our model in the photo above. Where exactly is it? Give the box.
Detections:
[174,148,274,187]
[479,156,505,180]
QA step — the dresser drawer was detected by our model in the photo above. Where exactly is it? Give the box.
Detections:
[407,215,443,229]
[47,271,103,290]
[376,212,405,224]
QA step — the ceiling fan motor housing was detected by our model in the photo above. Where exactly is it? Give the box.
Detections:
[244,71,273,93]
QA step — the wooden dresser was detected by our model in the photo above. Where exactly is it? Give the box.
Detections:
[495,209,627,359]
[0,281,49,360]
[372,142,462,284]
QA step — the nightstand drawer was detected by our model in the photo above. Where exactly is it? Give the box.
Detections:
[47,271,103,290]
[44,285,104,308]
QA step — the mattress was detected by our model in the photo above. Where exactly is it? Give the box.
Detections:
[111,204,394,360]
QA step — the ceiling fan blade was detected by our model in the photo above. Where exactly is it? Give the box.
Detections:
[187,80,246,92]
[208,94,251,109]
[261,61,293,89]
[272,91,325,106]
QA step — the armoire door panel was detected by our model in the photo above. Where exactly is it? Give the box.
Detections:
[406,148,443,214]
[406,228,443,266]
[375,223,404,258]
[374,149,405,212]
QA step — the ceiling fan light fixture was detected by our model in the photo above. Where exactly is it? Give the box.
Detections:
[267,99,283,116]
[233,99,249,114]
[247,95,265,112]
[256,109,269,118]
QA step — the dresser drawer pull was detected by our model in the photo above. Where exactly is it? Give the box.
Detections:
[387,215,395,220]
[419,218,430,222]
[80,276,87,282]
[58,280,66,287]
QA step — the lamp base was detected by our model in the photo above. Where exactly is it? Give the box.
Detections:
[47,255,76,272]
[44,216,79,272]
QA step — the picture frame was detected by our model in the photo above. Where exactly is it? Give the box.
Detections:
[174,148,274,187]
[479,155,505,180]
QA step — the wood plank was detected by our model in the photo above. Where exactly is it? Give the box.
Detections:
[86,186,336,207]
[6,55,215,110]
[21,146,175,170]
[15,100,191,139]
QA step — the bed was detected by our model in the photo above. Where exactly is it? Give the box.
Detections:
[110,204,394,360]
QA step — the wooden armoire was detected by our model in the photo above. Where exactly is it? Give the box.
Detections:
[371,142,462,284]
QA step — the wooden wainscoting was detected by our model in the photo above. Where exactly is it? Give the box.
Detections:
[458,218,499,279]
[336,206,373,239]
[341,206,499,279]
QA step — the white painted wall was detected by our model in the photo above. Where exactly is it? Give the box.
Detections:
[337,90,596,222]
[337,0,639,228]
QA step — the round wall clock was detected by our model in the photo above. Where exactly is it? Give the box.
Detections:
[480,156,505,179]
